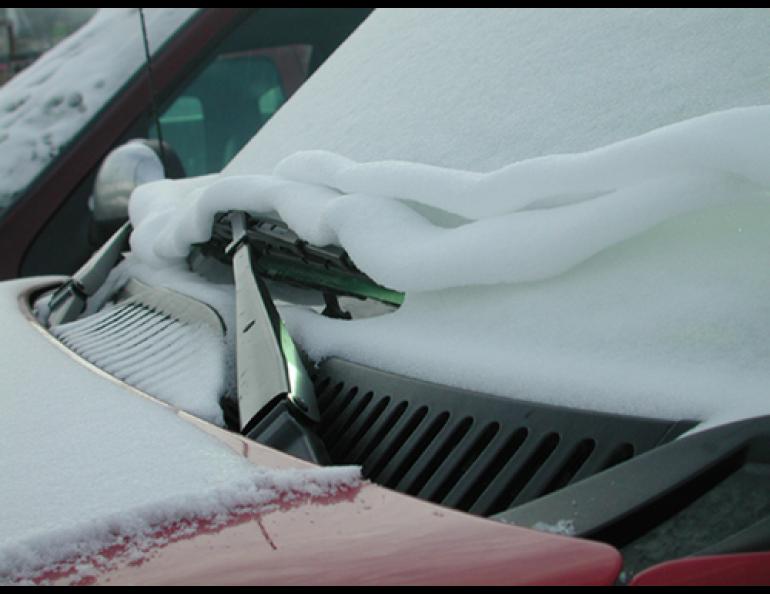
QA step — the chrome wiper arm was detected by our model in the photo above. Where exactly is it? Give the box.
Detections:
[227,212,327,463]
[47,222,132,326]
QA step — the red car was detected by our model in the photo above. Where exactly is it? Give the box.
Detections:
[3,8,770,586]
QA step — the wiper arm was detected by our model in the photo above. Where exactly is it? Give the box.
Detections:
[47,222,132,326]
[227,212,328,464]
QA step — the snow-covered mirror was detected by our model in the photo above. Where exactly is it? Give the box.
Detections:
[90,139,181,240]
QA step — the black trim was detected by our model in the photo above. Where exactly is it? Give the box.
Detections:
[313,358,692,517]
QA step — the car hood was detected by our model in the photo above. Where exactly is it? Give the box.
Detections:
[1,276,621,585]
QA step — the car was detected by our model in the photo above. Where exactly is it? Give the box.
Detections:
[2,7,770,586]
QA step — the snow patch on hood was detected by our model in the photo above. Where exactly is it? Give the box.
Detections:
[0,278,359,584]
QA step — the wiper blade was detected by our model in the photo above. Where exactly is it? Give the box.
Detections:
[209,215,404,307]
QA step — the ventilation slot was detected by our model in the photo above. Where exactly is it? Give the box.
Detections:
[542,438,597,495]
[312,358,692,517]
[320,386,359,432]
[462,427,529,514]
[434,422,500,508]
[408,416,474,500]
[331,396,392,462]
[323,391,373,451]
[364,406,429,480]
[486,432,562,515]
[354,400,408,467]
[318,381,344,412]
[384,411,450,489]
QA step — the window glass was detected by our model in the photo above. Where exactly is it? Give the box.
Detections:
[145,8,374,177]
[151,47,302,177]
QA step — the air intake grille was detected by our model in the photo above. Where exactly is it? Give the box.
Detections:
[314,358,693,517]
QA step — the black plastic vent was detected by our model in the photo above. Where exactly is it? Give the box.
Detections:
[314,358,694,517]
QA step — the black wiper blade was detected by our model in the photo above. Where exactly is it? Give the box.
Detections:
[209,215,404,306]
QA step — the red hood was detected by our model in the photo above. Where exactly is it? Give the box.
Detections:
[89,420,623,586]
[16,277,620,586]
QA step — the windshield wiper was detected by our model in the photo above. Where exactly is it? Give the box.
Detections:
[227,211,329,464]
[46,222,132,326]
[207,214,404,309]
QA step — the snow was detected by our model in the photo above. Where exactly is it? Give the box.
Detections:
[129,107,770,291]
[5,7,769,579]
[228,8,770,175]
[0,8,197,209]
[532,520,577,537]
[117,8,770,431]
[75,254,238,426]
[121,104,770,431]
[51,302,228,426]
[0,278,359,584]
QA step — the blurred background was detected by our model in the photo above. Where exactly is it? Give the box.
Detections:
[0,8,97,84]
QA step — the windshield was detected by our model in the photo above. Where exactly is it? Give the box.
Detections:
[227,8,770,174]
[0,8,197,217]
[43,8,770,433]
[211,9,770,430]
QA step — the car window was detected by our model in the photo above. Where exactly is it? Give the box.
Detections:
[0,8,97,85]
[146,8,373,177]
[19,8,372,278]
[150,45,309,177]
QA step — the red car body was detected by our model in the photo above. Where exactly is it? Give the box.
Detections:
[22,352,767,586]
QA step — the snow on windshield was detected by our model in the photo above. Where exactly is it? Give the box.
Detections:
[0,8,197,210]
[117,9,770,433]
[221,8,770,433]
[0,280,358,584]
[126,105,770,431]
[228,8,770,174]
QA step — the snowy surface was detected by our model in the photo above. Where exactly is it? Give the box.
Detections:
[228,8,770,175]
[0,278,359,583]
[51,300,227,426]
[119,9,770,432]
[70,255,238,426]
[125,107,770,430]
[0,8,197,209]
[532,520,577,537]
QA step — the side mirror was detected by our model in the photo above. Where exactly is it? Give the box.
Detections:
[89,139,184,243]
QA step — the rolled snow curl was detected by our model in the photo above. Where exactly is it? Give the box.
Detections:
[129,106,770,292]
